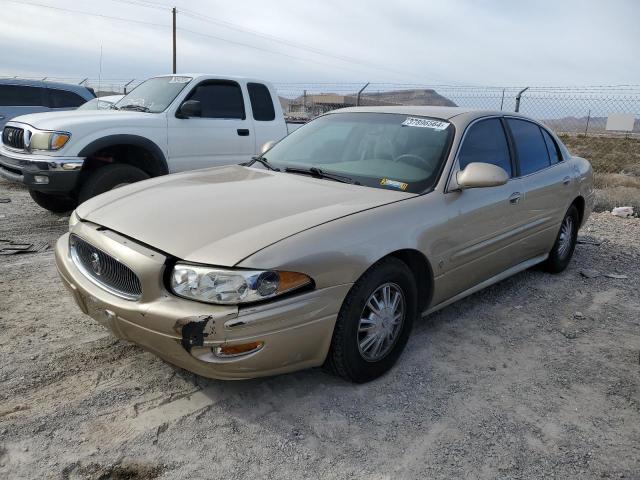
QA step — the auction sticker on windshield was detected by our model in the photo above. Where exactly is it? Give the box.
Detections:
[380,178,408,190]
[402,117,449,130]
[169,76,192,83]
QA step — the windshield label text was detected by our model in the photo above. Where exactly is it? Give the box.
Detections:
[402,117,449,130]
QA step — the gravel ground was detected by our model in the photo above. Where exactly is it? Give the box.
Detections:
[0,177,639,480]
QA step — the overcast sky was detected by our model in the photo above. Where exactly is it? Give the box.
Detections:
[0,0,637,86]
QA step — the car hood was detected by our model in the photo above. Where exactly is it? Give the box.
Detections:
[8,109,163,131]
[76,165,413,266]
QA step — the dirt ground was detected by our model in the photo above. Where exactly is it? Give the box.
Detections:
[0,176,639,480]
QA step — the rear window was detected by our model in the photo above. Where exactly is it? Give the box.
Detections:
[248,83,275,121]
[507,119,551,176]
[0,85,43,106]
[48,89,87,108]
[541,129,561,164]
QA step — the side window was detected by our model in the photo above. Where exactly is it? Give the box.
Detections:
[247,83,275,121]
[48,89,87,108]
[186,81,245,119]
[458,118,512,177]
[541,128,561,164]
[507,119,551,175]
[0,85,43,106]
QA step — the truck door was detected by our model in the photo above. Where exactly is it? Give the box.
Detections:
[167,80,255,172]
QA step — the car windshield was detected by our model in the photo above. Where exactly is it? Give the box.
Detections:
[265,112,454,193]
[113,76,192,113]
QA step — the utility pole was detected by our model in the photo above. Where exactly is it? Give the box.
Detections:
[172,7,177,74]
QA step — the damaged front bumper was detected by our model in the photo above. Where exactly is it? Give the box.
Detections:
[54,222,350,380]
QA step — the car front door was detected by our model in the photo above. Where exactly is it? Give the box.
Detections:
[505,118,574,259]
[167,80,255,172]
[431,117,528,304]
[0,84,47,129]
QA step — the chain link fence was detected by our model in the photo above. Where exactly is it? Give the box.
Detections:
[3,76,638,137]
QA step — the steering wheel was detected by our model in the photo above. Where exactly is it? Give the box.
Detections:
[393,153,430,169]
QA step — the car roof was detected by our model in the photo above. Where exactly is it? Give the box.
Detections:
[0,78,95,97]
[332,105,532,122]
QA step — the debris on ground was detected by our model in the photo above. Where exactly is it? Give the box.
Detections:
[603,273,628,279]
[577,236,604,246]
[0,198,11,203]
[0,239,50,255]
[580,268,601,278]
[611,206,634,218]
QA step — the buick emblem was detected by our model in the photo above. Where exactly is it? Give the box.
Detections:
[90,252,102,276]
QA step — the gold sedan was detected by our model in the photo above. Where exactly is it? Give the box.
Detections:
[55,107,594,382]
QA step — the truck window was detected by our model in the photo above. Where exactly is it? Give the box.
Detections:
[248,83,275,121]
[48,89,87,108]
[186,81,245,119]
[0,85,43,106]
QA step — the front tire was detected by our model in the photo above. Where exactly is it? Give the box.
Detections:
[28,190,77,213]
[78,164,150,204]
[541,204,579,273]
[325,258,417,383]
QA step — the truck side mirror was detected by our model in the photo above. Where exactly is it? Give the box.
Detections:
[176,100,202,119]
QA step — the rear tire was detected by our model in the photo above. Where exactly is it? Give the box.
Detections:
[78,164,149,204]
[325,257,417,383]
[29,190,77,213]
[541,204,579,273]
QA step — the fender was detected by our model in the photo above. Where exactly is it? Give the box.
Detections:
[77,134,169,176]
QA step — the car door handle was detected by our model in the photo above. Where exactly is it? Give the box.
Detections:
[509,192,522,204]
[237,129,250,136]
[562,176,571,185]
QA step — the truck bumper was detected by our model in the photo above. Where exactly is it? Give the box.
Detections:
[0,145,84,192]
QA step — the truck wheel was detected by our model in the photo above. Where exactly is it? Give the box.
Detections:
[78,164,149,204]
[29,190,77,213]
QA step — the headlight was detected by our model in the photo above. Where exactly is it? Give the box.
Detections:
[170,263,312,305]
[30,131,70,151]
[68,210,80,230]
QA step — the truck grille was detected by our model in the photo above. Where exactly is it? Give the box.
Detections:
[2,126,25,150]
[70,234,142,301]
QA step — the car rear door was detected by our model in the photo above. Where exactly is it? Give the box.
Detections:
[433,117,527,302]
[166,80,255,172]
[504,118,574,258]
[0,84,47,129]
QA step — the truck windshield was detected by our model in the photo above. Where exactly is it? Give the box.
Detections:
[113,76,192,113]
[265,112,454,194]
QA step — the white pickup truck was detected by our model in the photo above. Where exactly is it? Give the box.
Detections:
[0,74,295,212]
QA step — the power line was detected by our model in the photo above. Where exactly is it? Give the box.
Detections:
[0,0,170,28]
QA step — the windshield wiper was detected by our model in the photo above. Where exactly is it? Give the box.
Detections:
[109,104,119,110]
[118,104,150,112]
[243,156,280,171]
[284,166,358,184]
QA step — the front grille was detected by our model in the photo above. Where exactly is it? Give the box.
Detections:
[2,126,25,150]
[70,234,142,300]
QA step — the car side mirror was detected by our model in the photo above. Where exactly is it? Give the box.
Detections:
[176,100,201,119]
[457,162,509,189]
[260,140,278,154]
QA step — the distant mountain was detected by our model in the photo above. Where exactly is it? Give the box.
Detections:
[362,89,457,107]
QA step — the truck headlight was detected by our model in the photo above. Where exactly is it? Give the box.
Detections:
[30,131,71,151]
[170,263,312,305]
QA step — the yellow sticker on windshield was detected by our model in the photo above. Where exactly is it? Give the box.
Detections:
[380,178,408,190]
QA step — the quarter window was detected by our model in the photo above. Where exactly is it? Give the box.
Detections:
[541,128,561,164]
[507,119,551,175]
[186,81,245,119]
[458,118,512,177]
[0,85,43,106]
[247,83,275,121]
[48,89,87,108]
